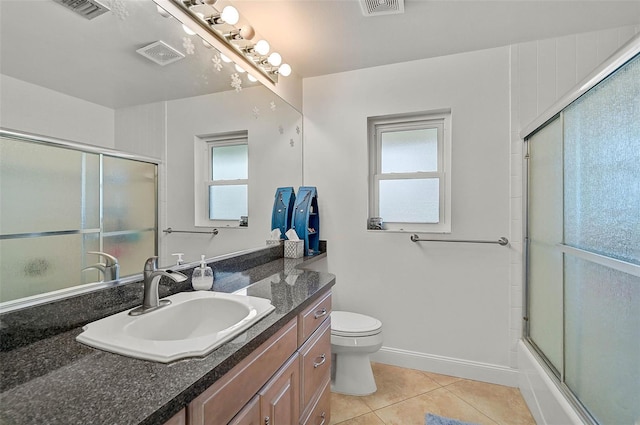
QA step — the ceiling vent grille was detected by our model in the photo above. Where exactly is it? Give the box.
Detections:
[51,0,110,20]
[360,0,405,16]
[136,41,185,67]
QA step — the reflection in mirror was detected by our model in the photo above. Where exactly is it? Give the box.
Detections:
[0,0,303,310]
[0,132,159,304]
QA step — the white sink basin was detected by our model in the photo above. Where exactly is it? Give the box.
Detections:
[76,291,275,363]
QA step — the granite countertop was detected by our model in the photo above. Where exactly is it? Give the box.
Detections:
[0,250,334,425]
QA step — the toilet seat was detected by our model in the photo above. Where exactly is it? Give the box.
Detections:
[331,311,382,337]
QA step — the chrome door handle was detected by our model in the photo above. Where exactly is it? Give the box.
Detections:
[313,353,326,368]
[314,308,327,319]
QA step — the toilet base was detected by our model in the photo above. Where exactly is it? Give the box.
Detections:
[331,352,377,396]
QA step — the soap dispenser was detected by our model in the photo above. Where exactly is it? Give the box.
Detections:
[192,255,213,291]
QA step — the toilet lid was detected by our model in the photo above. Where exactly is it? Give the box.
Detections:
[331,311,382,337]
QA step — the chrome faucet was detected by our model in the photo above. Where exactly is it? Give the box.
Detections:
[83,251,120,281]
[129,256,187,316]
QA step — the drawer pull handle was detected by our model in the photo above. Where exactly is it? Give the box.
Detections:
[265,416,270,425]
[318,411,326,425]
[313,353,326,368]
[314,308,327,319]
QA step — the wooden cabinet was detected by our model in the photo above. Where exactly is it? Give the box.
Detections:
[188,319,298,425]
[164,409,187,425]
[188,290,332,425]
[259,355,300,425]
[298,291,332,345]
[228,397,260,425]
[299,320,331,413]
[300,379,331,425]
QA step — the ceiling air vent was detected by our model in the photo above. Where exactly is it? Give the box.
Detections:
[360,0,405,16]
[136,41,185,67]
[51,0,110,20]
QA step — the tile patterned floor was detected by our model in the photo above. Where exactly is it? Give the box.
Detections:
[330,363,536,425]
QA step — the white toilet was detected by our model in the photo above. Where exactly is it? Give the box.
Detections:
[330,311,383,396]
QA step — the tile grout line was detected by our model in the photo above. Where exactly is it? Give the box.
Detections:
[440,386,501,425]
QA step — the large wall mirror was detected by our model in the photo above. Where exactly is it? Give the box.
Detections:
[0,0,303,310]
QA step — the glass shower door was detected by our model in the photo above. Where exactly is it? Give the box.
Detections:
[526,52,640,425]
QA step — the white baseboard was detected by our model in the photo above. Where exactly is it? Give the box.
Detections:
[370,346,519,387]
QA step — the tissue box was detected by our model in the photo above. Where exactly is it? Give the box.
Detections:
[284,240,304,258]
[266,239,283,247]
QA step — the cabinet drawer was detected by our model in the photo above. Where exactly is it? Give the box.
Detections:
[299,319,331,412]
[163,408,186,425]
[298,291,331,345]
[189,318,297,425]
[300,377,331,425]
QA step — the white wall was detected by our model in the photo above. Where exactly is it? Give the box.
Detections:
[303,47,516,385]
[509,25,639,424]
[0,74,115,148]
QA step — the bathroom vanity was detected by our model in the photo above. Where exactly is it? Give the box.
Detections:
[0,246,334,425]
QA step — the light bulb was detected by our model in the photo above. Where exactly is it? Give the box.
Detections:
[235,64,246,73]
[267,52,282,67]
[247,74,258,82]
[254,40,270,56]
[278,63,292,77]
[220,5,239,25]
[220,53,232,63]
[182,24,196,35]
[239,25,255,40]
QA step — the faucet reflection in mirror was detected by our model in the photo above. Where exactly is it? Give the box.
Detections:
[0,130,159,307]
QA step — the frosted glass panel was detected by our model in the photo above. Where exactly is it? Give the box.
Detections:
[565,256,640,425]
[103,156,157,232]
[0,233,99,302]
[564,54,640,265]
[0,138,100,234]
[381,128,438,173]
[211,144,248,180]
[379,178,439,223]
[209,185,248,220]
[528,117,564,372]
[103,230,155,278]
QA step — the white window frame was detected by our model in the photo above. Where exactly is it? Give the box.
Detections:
[194,132,248,228]
[368,109,452,233]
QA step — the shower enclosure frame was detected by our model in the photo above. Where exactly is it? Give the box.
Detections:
[521,33,640,425]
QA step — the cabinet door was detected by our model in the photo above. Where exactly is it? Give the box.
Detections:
[229,396,261,425]
[260,355,300,425]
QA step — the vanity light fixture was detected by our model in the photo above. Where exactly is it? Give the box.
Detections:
[278,63,292,77]
[154,0,292,84]
[267,52,282,67]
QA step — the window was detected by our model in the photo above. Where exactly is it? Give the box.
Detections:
[195,132,248,227]
[368,110,451,232]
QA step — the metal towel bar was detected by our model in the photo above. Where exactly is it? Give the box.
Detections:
[163,228,219,235]
[410,234,509,246]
